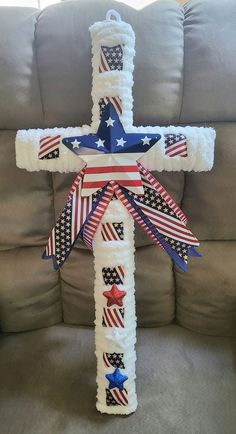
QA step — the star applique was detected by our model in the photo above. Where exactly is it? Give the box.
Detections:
[105,329,128,349]
[95,138,105,148]
[62,103,161,197]
[71,139,80,149]
[103,284,126,307]
[105,368,128,391]
[105,116,115,127]
[62,103,161,157]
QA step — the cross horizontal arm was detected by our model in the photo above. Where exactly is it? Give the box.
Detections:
[16,124,215,173]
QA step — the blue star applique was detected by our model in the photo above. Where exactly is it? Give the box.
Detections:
[62,103,161,155]
[105,367,128,391]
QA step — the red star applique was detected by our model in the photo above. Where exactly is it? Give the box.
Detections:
[103,284,126,307]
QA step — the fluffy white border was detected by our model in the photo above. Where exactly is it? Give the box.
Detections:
[93,199,137,415]
[89,18,135,130]
[16,124,215,173]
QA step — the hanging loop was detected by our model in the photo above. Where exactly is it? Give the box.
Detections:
[106,9,122,22]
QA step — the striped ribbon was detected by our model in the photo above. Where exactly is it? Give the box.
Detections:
[43,162,200,271]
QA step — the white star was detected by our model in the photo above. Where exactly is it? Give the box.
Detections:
[71,139,80,149]
[105,117,115,127]
[95,138,105,148]
[105,329,126,349]
[141,136,152,146]
[116,137,126,147]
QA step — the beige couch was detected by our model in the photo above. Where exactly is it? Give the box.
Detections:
[0,0,235,433]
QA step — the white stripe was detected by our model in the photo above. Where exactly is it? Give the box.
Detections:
[83,171,141,183]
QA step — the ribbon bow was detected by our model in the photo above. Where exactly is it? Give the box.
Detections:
[43,104,201,271]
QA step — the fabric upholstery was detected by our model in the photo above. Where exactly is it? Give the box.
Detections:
[0,324,236,434]
[0,0,236,338]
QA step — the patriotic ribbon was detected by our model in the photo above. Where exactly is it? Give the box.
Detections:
[43,161,200,271]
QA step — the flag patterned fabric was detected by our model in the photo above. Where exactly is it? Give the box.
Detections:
[99,96,122,118]
[38,135,60,159]
[111,174,200,271]
[103,352,125,369]
[102,307,124,328]
[82,184,115,250]
[99,45,123,73]
[44,103,200,272]
[102,266,124,285]
[164,133,188,157]
[106,388,128,406]
[101,222,124,241]
[81,162,144,197]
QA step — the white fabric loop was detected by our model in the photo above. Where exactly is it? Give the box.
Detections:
[106,10,122,22]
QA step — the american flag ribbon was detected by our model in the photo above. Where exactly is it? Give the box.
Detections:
[99,97,122,118]
[106,388,128,406]
[38,135,60,159]
[102,266,125,285]
[164,133,188,157]
[102,307,124,328]
[99,45,123,73]
[101,222,124,241]
[103,352,125,369]
[43,162,200,271]
[81,163,143,197]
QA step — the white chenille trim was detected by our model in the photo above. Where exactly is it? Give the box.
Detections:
[93,200,137,415]
[16,125,215,173]
[89,18,135,130]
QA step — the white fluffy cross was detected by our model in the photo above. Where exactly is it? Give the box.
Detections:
[15,10,215,414]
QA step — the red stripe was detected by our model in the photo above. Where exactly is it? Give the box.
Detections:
[82,179,142,189]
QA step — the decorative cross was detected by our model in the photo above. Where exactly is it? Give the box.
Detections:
[16,10,215,415]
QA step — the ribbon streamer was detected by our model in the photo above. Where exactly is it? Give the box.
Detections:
[43,162,200,271]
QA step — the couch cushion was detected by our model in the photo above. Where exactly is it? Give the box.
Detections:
[180,0,236,123]
[0,7,43,130]
[0,324,235,434]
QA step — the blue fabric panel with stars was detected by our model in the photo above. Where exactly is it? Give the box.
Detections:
[62,103,161,155]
